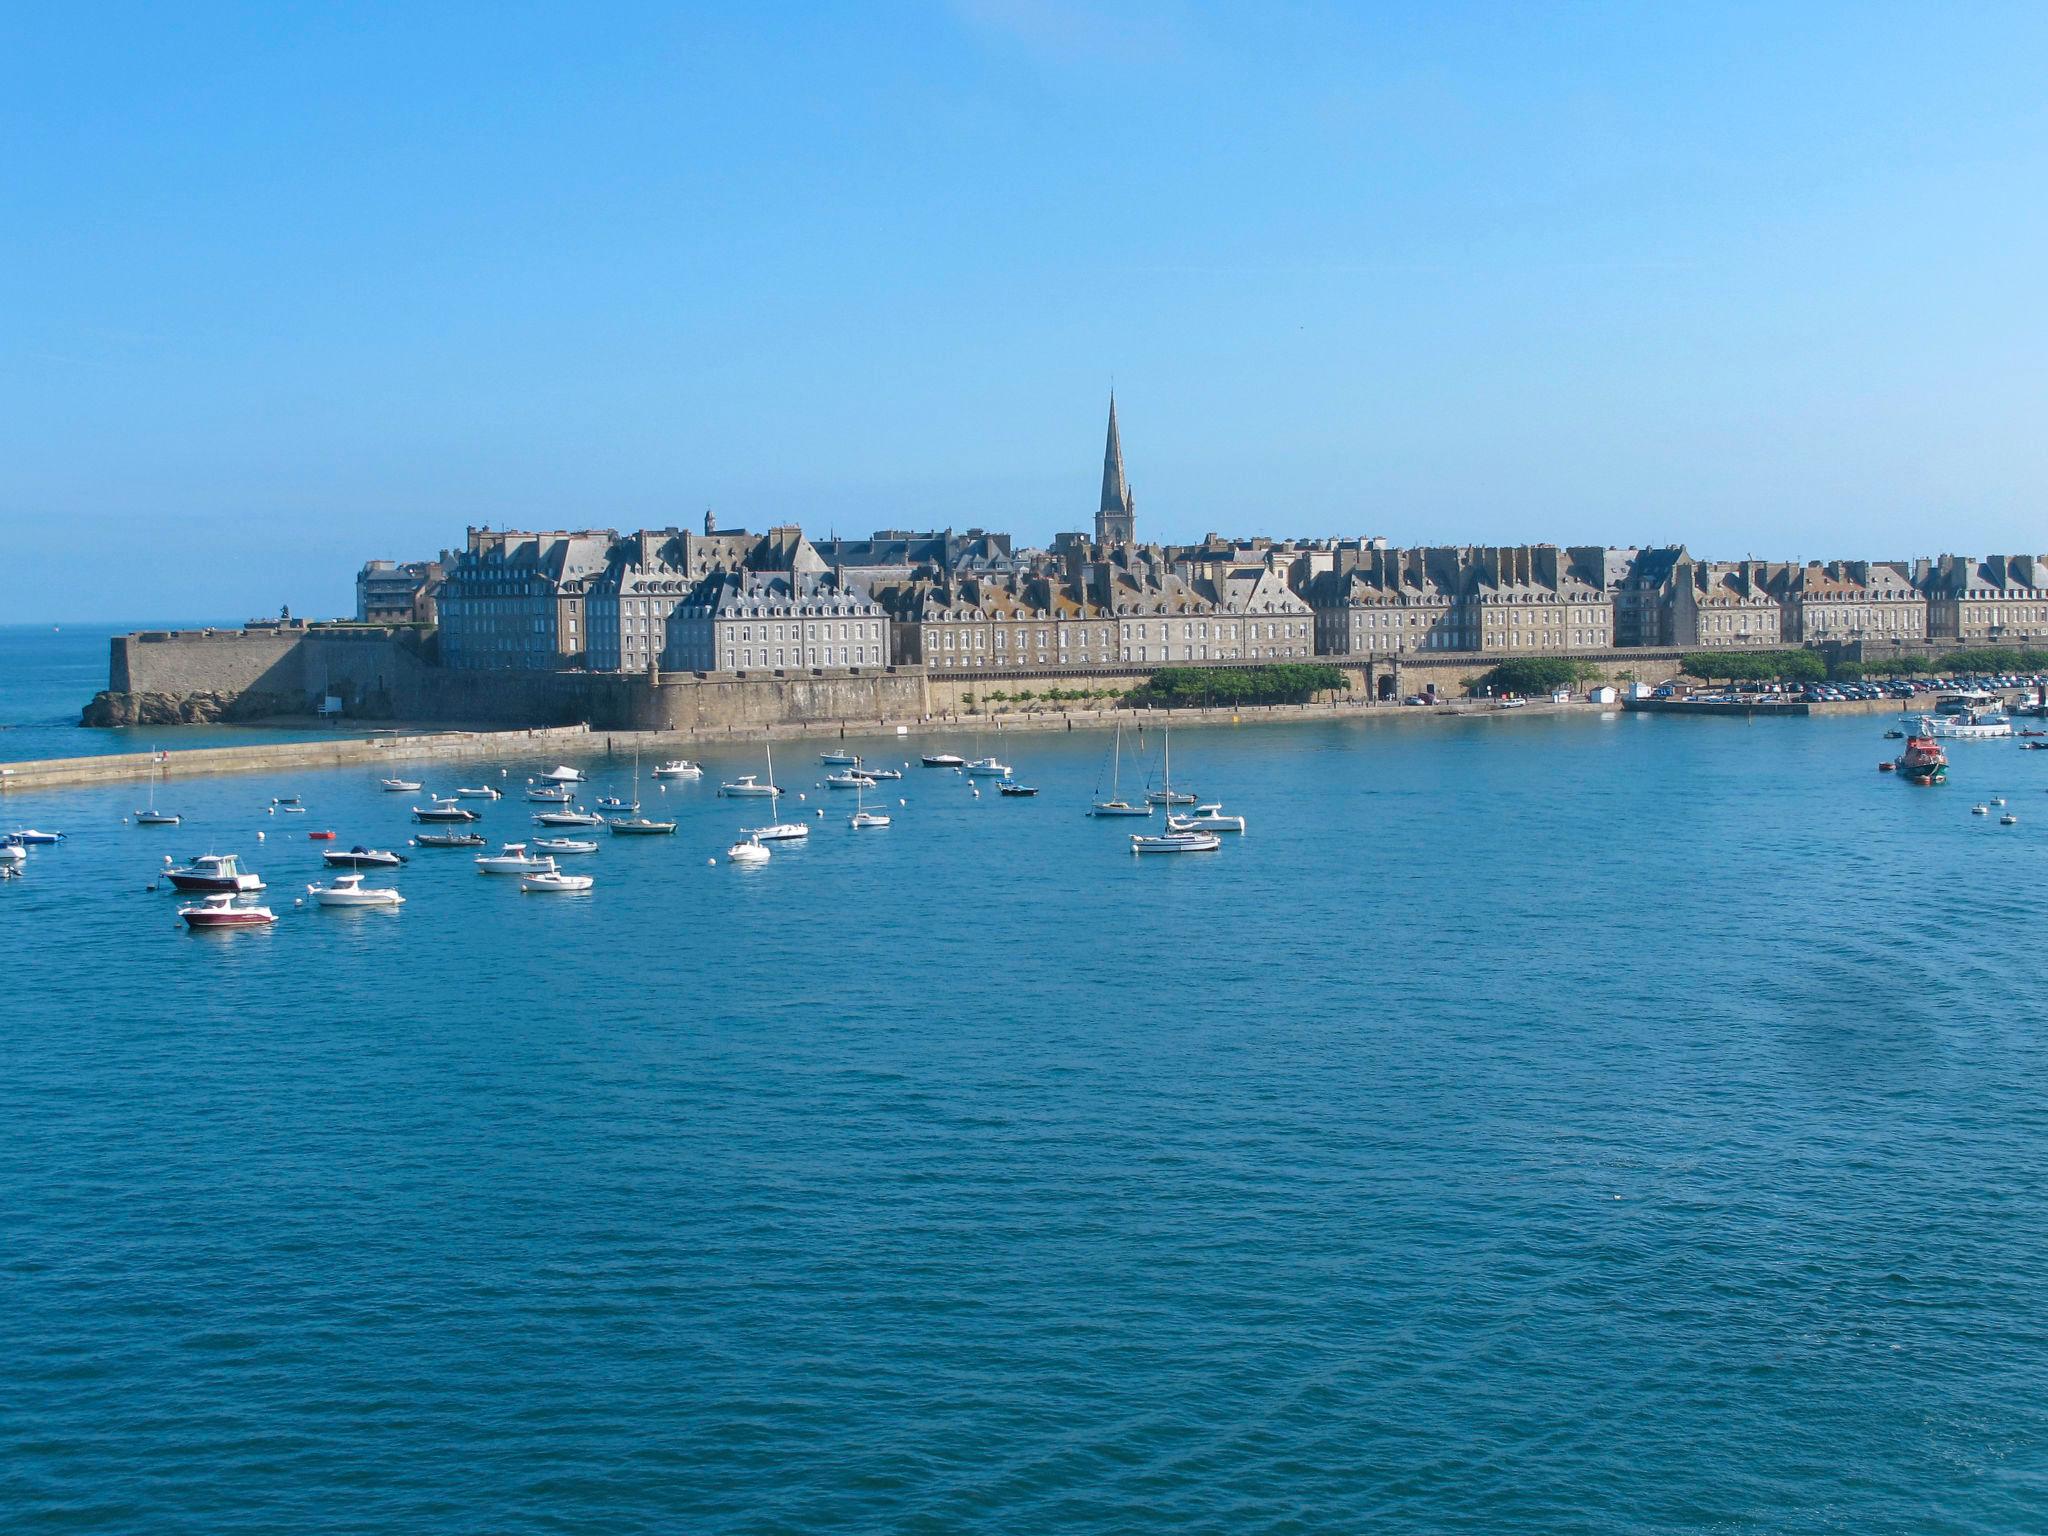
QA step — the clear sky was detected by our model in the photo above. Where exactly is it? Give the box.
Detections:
[4,1,2047,621]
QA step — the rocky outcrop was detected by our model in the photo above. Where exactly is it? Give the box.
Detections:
[81,689,301,727]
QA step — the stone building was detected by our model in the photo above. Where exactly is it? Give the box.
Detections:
[1308,545,1610,656]
[674,572,888,673]
[437,528,616,670]
[354,559,443,625]
[1777,561,1927,645]
[1675,560,1783,648]
[1923,555,2048,643]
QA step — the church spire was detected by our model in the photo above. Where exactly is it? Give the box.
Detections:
[1095,393,1135,546]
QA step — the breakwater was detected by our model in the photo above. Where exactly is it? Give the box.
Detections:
[7,700,1594,793]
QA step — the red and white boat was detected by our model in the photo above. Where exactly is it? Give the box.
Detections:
[165,853,265,893]
[180,892,277,929]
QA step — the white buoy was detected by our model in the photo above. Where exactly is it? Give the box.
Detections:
[162,854,172,865]
[899,798,906,806]
[267,806,275,816]
[257,831,265,842]
[708,857,717,866]
[815,808,823,818]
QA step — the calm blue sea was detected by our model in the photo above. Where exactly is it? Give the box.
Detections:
[3,678,2045,1531]
[0,624,340,763]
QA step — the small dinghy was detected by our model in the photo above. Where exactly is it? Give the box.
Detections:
[454,785,502,800]
[381,778,423,792]
[608,816,678,835]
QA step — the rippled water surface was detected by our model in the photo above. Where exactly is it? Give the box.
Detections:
[3,704,2045,1533]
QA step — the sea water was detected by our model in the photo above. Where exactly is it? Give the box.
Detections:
[1,686,2044,1531]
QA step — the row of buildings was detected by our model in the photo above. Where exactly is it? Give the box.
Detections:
[359,398,2048,675]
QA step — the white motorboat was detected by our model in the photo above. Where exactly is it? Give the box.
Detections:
[745,821,811,842]
[534,808,605,827]
[1147,788,1197,806]
[413,798,480,824]
[1131,829,1222,854]
[531,837,599,855]
[307,872,404,908]
[1169,802,1246,834]
[0,843,25,867]
[526,785,573,803]
[863,766,903,780]
[179,892,277,929]
[521,869,594,893]
[166,853,265,893]
[820,750,862,766]
[322,845,408,868]
[1088,724,1151,817]
[538,765,585,783]
[381,778,423,792]
[825,771,878,789]
[476,843,554,875]
[652,760,703,780]
[965,757,1010,777]
[9,829,64,845]
[721,742,785,799]
[454,785,501,800]
[725,834,771,864]
[1912,700,2014,739]
[921,752,965,768]
[136,750,180,825]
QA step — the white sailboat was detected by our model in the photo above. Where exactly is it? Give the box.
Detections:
[850,777,891,829]
[1132,732,1220,853]
[136,750,181,825]
[1088,723,1151,817]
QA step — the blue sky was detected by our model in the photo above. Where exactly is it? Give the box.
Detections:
[4,1,2046,621]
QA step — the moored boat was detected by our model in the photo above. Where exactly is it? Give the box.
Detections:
[998,782,1038,797]
[454,785,501,800]
[307,872,404,908]
[725,834,771,864]
[608,816,677,835]
[533,808,605,827]
[652,760,702,779]
[718,773,778,798]
[819,750,861,766]
[415,831,487,849]
[1895,736,1949,784]
[521,868,594,893]
[825,771,878,789]
[965,757,1011,777]
[1169,802,1246,833]
[538,765,586,783]
[531,837,599,855]
[166,853,265,893]
[525,785,573,803]
[322,845,408,869]
[1089,723,1151,817]
[921,752,965,768]
[381,777,423,792]
[180,892,277,929]
[1130,829,1222,854]
[8,829,65,845]
[413,798,480,824]
[745,821,810,842]
[476,843,554,875]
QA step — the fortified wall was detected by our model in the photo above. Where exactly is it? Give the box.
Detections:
[84,626,1699,734]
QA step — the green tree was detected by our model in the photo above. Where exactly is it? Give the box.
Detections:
[1132,664,1349,707]
[1478,656,1600,696]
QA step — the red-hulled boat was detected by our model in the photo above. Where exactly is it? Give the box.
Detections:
[1896,736,1949,784]
[179,892,277,929]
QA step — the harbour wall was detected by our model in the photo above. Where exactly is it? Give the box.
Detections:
[87,625,1757,735]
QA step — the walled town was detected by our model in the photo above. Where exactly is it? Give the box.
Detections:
[87,397,2048,728]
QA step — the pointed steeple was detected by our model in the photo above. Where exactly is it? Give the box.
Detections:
[1095,393,1136,547]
